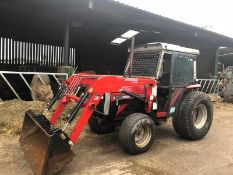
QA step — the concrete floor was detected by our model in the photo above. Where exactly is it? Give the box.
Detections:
[0,103,233,175]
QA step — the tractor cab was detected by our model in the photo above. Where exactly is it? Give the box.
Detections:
[125,42,199,84]
[124,42,200,115]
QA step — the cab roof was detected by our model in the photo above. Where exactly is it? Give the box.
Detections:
[133,42,200,55]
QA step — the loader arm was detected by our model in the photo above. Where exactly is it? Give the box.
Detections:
[50,74,156,143]
[19,73,157,175]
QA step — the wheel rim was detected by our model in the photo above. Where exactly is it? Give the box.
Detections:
[193,104,208,129]
[135,125,152,148]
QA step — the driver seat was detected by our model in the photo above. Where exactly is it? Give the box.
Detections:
[159,73,170,87]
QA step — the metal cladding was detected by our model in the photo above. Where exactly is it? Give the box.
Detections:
[0,37,76,67]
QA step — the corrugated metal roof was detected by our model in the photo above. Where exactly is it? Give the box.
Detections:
[110,0,233,42]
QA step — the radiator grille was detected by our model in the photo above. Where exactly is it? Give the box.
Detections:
[128,51,160,77]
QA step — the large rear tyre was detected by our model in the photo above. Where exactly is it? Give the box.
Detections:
[88,116,115,134]
[119,113,155,155]
[172,91,213,140]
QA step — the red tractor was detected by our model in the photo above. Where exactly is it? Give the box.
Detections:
[20,42,213,175]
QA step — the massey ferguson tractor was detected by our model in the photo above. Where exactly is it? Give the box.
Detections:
[19,42,213,175]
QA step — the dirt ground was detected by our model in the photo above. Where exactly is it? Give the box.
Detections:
[0,102,233,175]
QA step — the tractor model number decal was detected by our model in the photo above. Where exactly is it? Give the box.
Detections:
[124,78,138,83]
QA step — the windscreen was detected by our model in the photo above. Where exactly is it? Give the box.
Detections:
[125,51,160,77]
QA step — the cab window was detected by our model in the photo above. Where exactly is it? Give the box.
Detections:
[172,53,194,86]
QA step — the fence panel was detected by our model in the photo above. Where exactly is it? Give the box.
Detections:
[0,71,68,100]
[0,37,76,67]
[197,79,219,95]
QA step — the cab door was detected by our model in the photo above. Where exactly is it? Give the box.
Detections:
[167,52,196,116]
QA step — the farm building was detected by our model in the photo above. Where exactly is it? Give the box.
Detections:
[0,0,233,101]
[1,0,233,76]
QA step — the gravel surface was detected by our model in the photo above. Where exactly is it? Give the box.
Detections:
[0,102,233,175]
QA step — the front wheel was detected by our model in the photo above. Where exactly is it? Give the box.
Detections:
[119,113,155,154]
[172,91,213,140]
[88,116,115,134]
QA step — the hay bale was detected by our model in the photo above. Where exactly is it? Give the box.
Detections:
[0,100,46,135]
[0,99,95,141]
[31,75,53,102]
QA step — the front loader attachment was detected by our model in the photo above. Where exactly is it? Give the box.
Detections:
[19,110,75,175]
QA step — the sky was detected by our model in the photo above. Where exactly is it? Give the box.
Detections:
[114,0,233,38]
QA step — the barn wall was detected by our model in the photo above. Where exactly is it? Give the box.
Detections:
[197,48,217,78]
[76,45,128,75]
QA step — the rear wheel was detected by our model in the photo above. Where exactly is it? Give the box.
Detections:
[119,113,155,154]
[88,116,115,134]
[172,91,213,140]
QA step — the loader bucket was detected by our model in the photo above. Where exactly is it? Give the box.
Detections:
[19,110,75,175]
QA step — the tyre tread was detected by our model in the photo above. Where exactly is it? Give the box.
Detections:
[119,113,155,154]
[172,91,213,140]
